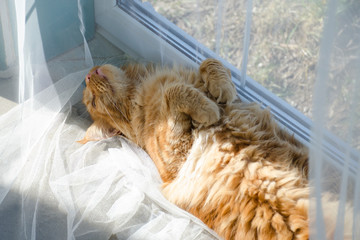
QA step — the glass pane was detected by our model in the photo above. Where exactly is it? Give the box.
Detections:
[147,0,245,63]
[147,0,325,117]
[248,0,325,117]
[148,0,360,149]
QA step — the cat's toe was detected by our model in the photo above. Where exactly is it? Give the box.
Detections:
[212,82,237,104]
[209,81,236,103]
[77,138,90,144]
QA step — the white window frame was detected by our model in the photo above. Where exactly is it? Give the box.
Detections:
[94,0,359,174]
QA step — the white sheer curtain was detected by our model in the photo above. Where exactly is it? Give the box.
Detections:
[0,0,359,239]
[0,0,219,239]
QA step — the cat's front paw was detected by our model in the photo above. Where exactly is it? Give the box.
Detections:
[191,100,220,127]
[200,58,237,104]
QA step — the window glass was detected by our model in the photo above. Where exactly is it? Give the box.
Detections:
[147,0,360,149]
[248,0,325,117]
[147,0,324,118]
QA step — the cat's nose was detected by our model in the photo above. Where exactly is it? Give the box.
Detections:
[95,68,104,77]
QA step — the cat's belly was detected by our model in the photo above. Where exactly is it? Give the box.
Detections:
[162,130,229,211]
[161,130,309,240]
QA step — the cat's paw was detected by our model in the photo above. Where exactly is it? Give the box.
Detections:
[77,121,121,144]
[77,138,92,144]
[191,100,220,127]
[200,58,237,104]
[208,80,237,104]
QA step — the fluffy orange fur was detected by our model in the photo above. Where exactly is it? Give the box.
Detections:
[79,59,322,239]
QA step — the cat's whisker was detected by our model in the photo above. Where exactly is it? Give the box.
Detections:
[103,105,123,132]
[104,92,130,122]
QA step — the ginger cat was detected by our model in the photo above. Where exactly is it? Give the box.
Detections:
[79,59,311,239]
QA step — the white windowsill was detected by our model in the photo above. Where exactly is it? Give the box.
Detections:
[0,96,17,116]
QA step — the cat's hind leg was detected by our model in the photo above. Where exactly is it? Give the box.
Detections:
[199,58,237,104]
[164,83,220,127]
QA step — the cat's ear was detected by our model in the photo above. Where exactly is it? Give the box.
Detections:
[77,121,121,144]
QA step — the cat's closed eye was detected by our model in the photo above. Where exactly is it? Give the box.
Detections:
[92,96,96,108]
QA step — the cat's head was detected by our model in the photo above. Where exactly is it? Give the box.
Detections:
[83,64,130,124]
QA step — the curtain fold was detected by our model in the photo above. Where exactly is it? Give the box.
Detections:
[0,0,359,239]
[0,1,220,239]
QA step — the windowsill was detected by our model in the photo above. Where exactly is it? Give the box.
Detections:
[0,96,16,116]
